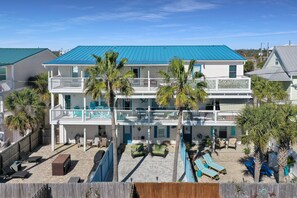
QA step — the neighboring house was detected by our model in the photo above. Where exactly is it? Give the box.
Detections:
[247,46,297,103]
[0,48,57,141]
[43,45,251,151]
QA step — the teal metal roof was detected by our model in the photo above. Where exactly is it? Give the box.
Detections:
[45,45,245,65]
[0,48,47,66]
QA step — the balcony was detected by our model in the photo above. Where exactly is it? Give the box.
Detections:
[50,104,238,126]
[48,77,251,97]
[182,110,239,126]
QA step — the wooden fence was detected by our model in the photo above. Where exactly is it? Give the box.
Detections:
[0,183,297,198]
[0,130,41,172]
[134,183,220,198]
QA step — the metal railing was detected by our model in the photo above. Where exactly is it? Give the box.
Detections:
[205,77,251,91]
[48,77,84,91]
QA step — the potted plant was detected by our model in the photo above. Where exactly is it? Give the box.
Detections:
[243,147,251,156]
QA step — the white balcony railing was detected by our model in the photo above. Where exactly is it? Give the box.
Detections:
[50,105,239,125]
[49,77,251,93]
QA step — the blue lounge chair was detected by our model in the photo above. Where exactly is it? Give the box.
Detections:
[194,159,219,180]
[244,157,273,177]
[203,153,226,174]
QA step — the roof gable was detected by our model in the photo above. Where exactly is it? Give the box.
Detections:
[0,48,47,66]
[275,46,297,75]
[45,45,245,65]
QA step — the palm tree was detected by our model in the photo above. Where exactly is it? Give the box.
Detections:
[272,104,297,183]
[251,76,287,106]
[237,104,277,182]
[84,51,134,182]
[156,58,207,182]
[28,72,50,127]
[4,88,43,137]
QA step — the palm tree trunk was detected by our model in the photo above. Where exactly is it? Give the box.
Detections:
[172,108,182,182]
[254,149,261,183]
[278,146,287,183]
[110,96,118,182]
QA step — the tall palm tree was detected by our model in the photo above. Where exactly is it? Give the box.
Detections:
[272,104,297,183]
[237,104,277,182]
[251,76,287,106]
[4,88,43,137]
[84,51,134,182]
[28,72,50,127]
[156,58,207,182]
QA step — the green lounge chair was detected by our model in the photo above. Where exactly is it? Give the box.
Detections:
[203,153,226,174]
[151,144,168,158]
[131,143,146,158]
[194,159,219,180]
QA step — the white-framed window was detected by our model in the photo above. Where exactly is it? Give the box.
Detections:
[158,128,165,138]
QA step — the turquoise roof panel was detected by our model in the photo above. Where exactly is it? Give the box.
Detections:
[46,45,245,65]
[0,48,47,66]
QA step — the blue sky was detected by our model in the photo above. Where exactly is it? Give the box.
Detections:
[0,0,297,50]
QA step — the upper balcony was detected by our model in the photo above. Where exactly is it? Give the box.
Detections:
[48,76,251,98]
[50,105,239,126]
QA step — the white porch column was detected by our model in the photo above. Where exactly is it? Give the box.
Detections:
[83,128,86,152]
[80,70,83,78]
[51,124,55,151]
[50,93,54,123]
[148,99,151,146]
[50,69,53,77]
[83,95,86,121]
[148,69,150,90]
[213,99,217,123]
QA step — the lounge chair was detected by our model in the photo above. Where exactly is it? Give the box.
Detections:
[203,153,226,174]
[131,143,146,158]
[151,144,168,158]
[2,166,29,179]
[20,152,42,163]
[194,159,219,180]
[227,138,237,150]
[92,137,100,147]
[244,157,273,177]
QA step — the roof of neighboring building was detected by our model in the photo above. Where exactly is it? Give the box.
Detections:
[247,66,291,81]
[45,45,245,65]
[0,48,48,66]
[275,46,297,75]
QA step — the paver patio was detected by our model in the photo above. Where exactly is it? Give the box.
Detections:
[195,144,277,183]
[6,144,106,183]
[118,144,184,182]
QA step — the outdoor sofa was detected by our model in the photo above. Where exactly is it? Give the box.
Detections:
[151,144,168,158]
[131,143,146,158]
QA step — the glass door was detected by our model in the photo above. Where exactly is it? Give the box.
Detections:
[65,95,71,109]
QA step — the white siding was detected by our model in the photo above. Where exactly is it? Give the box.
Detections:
[14,49,56,89]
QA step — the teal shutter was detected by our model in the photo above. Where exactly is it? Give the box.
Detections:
[154,126,158,138]
[231,127,236,136]
[166,126,170,138]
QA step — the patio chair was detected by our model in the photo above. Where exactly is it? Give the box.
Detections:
[203,153,226,174]
[100,137,109,148]
[194,159,219,180]
[20,151,42,163]
[78,137,85,148]
[92,137,100,148]
[227,138,237,150]
[215,138,226,150]
[131,143,146,158]
[151,144,168,158]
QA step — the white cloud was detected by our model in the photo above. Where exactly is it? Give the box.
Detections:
[162,0,218,12]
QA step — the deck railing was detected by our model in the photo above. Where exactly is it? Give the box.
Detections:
[49,77,251,92]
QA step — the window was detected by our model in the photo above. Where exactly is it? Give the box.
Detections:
[72,66,79,77]
[275,58,279,65]
[229,65,236,78]
[0,67,6,81]
[192,64,201,78]
[158,128,165,138]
